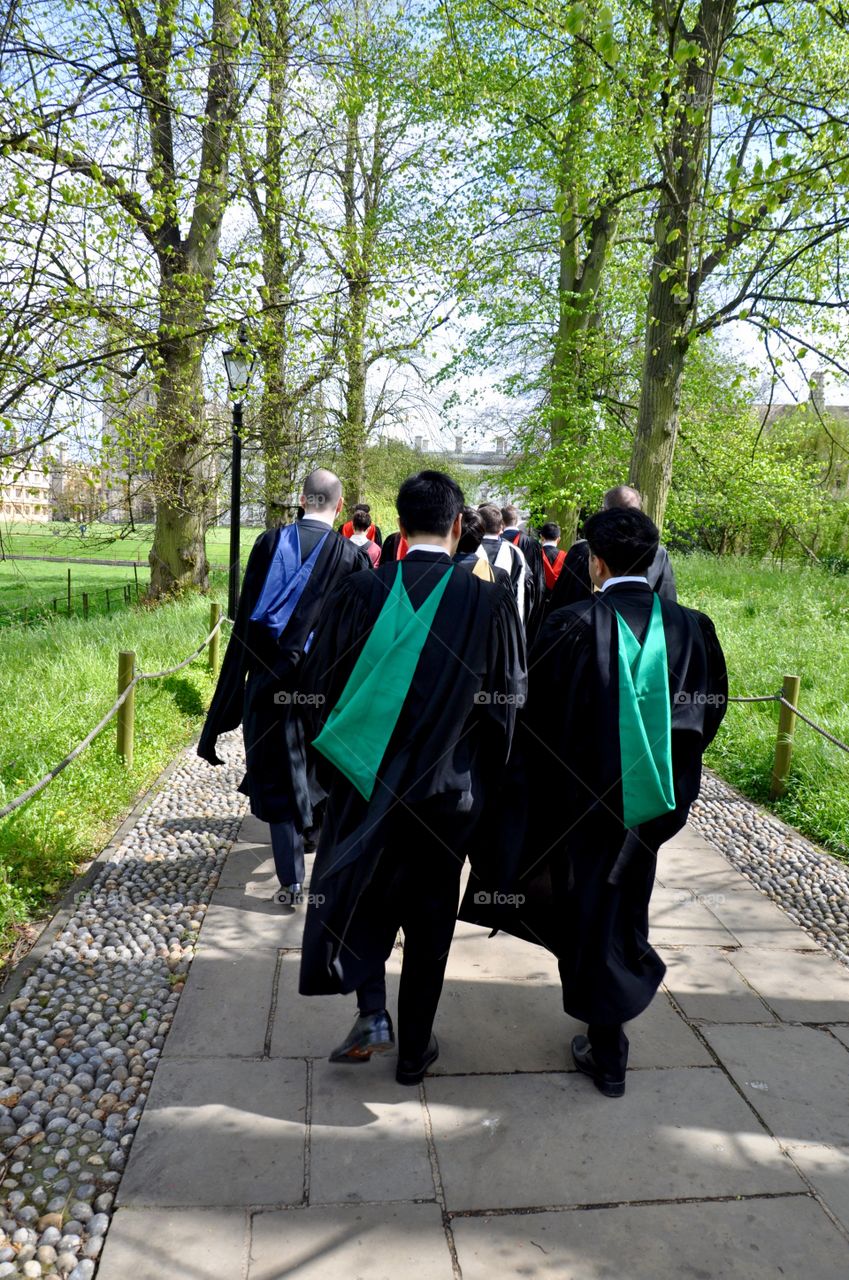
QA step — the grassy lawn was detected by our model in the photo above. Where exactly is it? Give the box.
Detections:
[676,554,849,860]
[0,593,229,961]
[0,520,252,565]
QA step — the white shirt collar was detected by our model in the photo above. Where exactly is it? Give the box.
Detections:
[601,575,649,591]
[405,543,451,557]
[542,540,559,548]
[483,534,501,541]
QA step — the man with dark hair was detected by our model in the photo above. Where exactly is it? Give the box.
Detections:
[478,503,530,623]
[298,470,526,1084]
[198,468,369,906]
[549,484,677,611]
[539,521,566,594]
[463,505,726,1098]
[501,504,546,638]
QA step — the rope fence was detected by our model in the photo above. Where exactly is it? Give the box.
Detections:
[0,640,846,821]
[0,604,228,820]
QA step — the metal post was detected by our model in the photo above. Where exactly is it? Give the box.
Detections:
[228,400,243,621]
[105,588,111,614]
[208,601,221,677]
[769,674,802,799]
[67,567,72,614]
[133,563,140,600]
[117,650,136,767]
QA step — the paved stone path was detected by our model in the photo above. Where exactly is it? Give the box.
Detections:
[95,793,849,1278]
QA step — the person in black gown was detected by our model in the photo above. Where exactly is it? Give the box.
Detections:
[298,471,526,1084]
[463,507,726,1096]
[197,469,368,905]
[550,484,677,611]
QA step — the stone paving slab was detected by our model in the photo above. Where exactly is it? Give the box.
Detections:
[118,1058,307,1207]
[431,978,711,1073]
[424,1067,802,1211]
[97,1207,248,1280]
[200,892,308,954]
[697,885,823,950]
[649,887,739,946]
[165,952,278,1057]
[308,1058,435,1205]
[451,1195,849,1279]
[828,1024,849,1050]
[249,1204,454,1279]
[783,1141,849,1233]
[702,1024,849,1147]
[660,947,777,1023]
[727,949,849,1022]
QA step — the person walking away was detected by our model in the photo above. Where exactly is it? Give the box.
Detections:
[463,507,726,1097]
[297,471,526,1084]
[197,469,369,906]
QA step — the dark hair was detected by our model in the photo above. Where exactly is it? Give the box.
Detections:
[540,521,561,541]
[457,506,485,554]
[501,504,520,527]
[396,470,465,537]
[351,502,370,514]
[302,468,342,512]
[583,508,659,577]
[477,503,503,535]
[352,509,371,532]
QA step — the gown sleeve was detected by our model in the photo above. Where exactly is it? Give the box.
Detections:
[694,610,728,748]
[197,531,275,766]
[654,547,678,602]
[480,575,527,759]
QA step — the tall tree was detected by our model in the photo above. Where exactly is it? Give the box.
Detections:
[2,0,245,593]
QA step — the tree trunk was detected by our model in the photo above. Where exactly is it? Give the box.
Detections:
[149,304,210,596]
[630,0,736,530]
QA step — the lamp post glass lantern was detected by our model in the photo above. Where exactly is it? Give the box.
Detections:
[222,327,255,619]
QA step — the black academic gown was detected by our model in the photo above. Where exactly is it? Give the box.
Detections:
[549,539,678,612]
[197,521,367,828]
[460,582,727,1025]
[503,529,547,642]
[298,550,527,996]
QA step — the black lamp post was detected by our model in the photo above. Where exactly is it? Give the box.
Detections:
[222,325,255,619]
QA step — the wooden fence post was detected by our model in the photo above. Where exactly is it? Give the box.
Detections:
[105,588,111,613]
[82,592,89,619]
[117,650,136,767]
[208,601,221,677]
[133,564,140,599]
[769,674,802,799]
[67,567,72,614]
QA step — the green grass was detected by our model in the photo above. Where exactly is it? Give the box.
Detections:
[0,593,228,960]
[0,520,247,565]
[0,561,143,617]
[676,554,849,859]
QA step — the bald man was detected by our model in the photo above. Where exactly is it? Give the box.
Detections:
[548,485,677,612]
[199,469,369,905]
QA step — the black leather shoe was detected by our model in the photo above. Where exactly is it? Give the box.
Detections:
[396,1035,439,1085]
[329,1011,395,1064]
[571,1035,626,1098]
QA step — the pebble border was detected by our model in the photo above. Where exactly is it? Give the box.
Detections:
[0,736,246,1279]
[2,742,848,1276]
[691,770,849,966]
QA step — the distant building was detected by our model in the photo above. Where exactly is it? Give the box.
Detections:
[0,457,52,521]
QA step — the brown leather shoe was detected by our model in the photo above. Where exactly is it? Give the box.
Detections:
[329,1011,395,1064]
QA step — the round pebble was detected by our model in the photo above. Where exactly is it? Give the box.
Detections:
[0,742,245,1267]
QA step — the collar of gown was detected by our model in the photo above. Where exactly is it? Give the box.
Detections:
[601,575,650,591]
